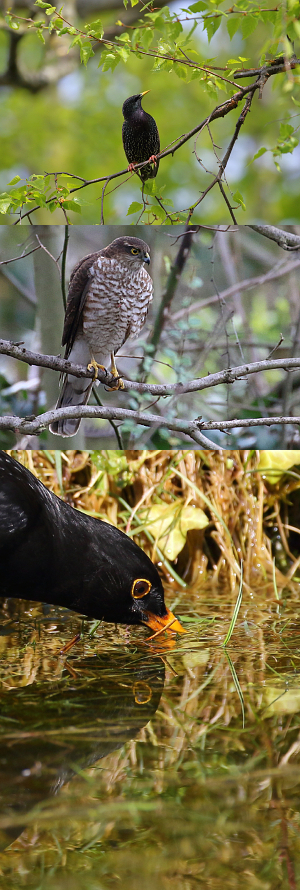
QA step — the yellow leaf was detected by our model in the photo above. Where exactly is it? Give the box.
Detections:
[263,686,300,716]
[139,501,208,560]
[258,450,300,482]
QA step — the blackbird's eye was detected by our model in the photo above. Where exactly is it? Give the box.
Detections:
[133,681,152,704]
[130,247,139,255]
[132,578,151,599]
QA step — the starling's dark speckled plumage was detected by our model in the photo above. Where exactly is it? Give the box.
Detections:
[122,92,160,182]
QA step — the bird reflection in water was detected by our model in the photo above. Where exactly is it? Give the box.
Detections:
[0,636,165,851]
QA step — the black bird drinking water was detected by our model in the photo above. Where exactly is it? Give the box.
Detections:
[122,92,160,181]
[0,452,184,636]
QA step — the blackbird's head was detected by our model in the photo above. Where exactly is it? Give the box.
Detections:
[122,91,150,120]
[0,451,184,638]
[86,521,184,636]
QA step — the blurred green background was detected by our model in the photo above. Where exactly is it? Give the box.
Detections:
[0,0,299,223]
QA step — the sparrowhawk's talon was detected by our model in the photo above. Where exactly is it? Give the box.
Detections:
[87,359,107,382]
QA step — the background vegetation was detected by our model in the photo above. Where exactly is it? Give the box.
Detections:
[1,223,300,449]
[0,0,299,223]
[1,448,300,889]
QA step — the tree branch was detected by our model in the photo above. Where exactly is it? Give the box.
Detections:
[148,227,195,357]
[10,55,299,224]
[1,405,300,449]
[170,256,300,323]
[248,226,300,251]
[3,338,300,396]
[0,406,219,450]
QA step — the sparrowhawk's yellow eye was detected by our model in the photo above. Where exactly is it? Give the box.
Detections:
[132,578,151,598]
[130,247,139,255]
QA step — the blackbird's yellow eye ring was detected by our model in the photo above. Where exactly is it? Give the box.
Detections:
[130,247,139,255]
[132,578,152,599]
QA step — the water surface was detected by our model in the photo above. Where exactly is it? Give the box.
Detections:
[0,591,300,890]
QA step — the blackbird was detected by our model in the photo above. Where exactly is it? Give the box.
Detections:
[0,452,184,635]
[122,92,160,181]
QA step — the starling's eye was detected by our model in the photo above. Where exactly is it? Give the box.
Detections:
[130,248,139,255]
[132,578,151,598]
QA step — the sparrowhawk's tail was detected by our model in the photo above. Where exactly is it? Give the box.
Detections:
[49,374,93,437]
[49,333,95,437]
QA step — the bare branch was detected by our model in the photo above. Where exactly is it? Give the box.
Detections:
[0,406,220,450]
[3,339,300,397]
[249,226,300,251]
[1,404,300,449]
[171,257,300,323]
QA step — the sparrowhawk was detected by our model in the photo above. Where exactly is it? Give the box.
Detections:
[50,236,152,437]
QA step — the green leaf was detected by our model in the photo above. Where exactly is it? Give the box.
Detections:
[226,17,240,40]
[45,6,57,14]
[142,180,157,197]
[5,16,19,29]
[127,202,144,215]
[80,43,94,65]
[142,28,154,50]
[64,200,81,212]
[151,203,166,218]
[35,0,51,6]
[241,14,257,38]
[8,175,21,185]
[251,146,267,162]
[117,45,130,62]
[188,0,208,10]
[0,196,13,214]
[279,123,294,138]
[233,190,246,211]
[100,52,119,72]
[203,16,221,41]
[70,35,83,48]
[89,21,104,38]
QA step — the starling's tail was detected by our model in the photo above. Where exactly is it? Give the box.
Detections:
[49,374,93,437]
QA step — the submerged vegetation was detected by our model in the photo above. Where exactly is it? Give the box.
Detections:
[1,448,300,888]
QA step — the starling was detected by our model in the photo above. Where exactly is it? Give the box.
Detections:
[0,451,184,635]
[122,91,160,182]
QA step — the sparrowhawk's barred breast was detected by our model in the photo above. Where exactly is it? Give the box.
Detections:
[50,236,152,438]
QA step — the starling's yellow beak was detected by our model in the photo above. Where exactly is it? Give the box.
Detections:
[140,90,150,97]
[143,606,185,636]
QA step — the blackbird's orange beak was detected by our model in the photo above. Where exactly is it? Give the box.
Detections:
[143,606,185,635]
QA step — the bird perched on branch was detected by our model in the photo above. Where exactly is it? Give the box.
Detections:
[122,92,160,181]
[50,236,153,437]
[0,451,184,636]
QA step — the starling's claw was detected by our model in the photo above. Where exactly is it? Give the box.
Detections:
[87,359,107,382]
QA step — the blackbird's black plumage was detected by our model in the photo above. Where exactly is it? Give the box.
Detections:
[0,452,184,634]
[122,92,160,182]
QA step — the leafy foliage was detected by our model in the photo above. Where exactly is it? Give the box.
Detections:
[0,0,299,222]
